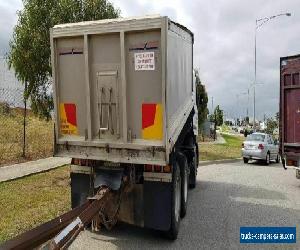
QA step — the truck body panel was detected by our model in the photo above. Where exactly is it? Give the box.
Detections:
[280,54,300,175]
[51,15,194,166]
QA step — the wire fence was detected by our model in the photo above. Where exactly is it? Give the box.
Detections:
[0,86,54,166]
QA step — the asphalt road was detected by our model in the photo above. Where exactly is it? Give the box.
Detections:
[70,161,300,250]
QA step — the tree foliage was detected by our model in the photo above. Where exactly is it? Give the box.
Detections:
[195,69,208,128]
[275,111,279,123]
[265,117,278,135]
[209,105,223,126]
[238,116,249,126]
[7,0,120,119]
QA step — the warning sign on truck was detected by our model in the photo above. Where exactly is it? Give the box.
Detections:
[60,103,78,135]
[134,52,155,71]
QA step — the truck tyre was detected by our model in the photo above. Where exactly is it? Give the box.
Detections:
[243,157,249,164]
[190,140,198,189]
[177,154,189,218]
[296,169,300,179]
[167,161,181,240]
[276,154,280,163]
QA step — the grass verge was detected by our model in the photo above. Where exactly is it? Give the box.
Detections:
[0,166,70,243]
[0,110,53,166]
[199,133,244,161]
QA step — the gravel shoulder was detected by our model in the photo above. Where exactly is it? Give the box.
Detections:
[70,161,300,250]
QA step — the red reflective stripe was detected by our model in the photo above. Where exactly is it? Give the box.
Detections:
[64,104,77,126]
[142,103,156,129]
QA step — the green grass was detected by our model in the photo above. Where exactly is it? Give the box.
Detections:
[220,124,230,133]
[0,166,70,243]
[199,133,244,161]
[0,110,53,166]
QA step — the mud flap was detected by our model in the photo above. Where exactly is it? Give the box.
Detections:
[143,181,172,231]
[71,173,90,209]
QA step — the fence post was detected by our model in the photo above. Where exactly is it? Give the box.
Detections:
[22,82,27,158]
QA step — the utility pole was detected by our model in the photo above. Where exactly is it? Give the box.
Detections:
[247,88,249,118]
[253,12,291,132]
[214,105,217,141]
[236,94,239,126]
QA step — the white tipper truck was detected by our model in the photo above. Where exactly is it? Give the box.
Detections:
[50,15,199,239]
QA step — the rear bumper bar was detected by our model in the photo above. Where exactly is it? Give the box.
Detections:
[242,149,265,160]
[55,143,166,166]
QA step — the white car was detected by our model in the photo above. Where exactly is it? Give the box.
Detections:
[242,132,279,165]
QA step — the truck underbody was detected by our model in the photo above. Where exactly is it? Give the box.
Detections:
[70,111,198,237]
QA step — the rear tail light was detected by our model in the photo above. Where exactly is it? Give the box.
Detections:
[163,165,171,173]
[72,158,79,165]
[144,164,171,173]
[72,158,85,165]
[154,165,162,172]
[71,158,89,166]
[287,159,297,166]
[258,144,264,150]
[144,164,153,172]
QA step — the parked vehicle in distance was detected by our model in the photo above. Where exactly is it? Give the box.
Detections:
[279,54,300,179]
[242,133,279,165]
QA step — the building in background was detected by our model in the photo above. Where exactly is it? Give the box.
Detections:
[259,121,267,131]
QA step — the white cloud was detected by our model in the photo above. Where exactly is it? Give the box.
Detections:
[112,0,298,120]
[0,0,22,55]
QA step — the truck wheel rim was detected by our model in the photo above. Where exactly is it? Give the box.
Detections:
[267,154,270,164]
[184,170,188,203]
[175,173,181,222]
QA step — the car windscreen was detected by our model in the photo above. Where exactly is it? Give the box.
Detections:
[246,134,265,142]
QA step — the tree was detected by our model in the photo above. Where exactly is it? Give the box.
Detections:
[215,105,223,126]
[195,69,208,128]
[244,116,249,125]
[7,0,120,119]
[266,117,278,135]
[209,105,223,126]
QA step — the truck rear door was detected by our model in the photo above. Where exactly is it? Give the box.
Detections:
[284,88,300,143]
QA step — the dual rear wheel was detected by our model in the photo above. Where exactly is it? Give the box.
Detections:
[167,161,181,240]
[167,142,198,240]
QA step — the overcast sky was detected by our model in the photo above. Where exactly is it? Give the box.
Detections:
[0,0,299,120]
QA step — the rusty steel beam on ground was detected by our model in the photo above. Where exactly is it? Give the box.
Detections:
[0,182,122,250]
[0,201,90,250]
[48,187,112,249]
